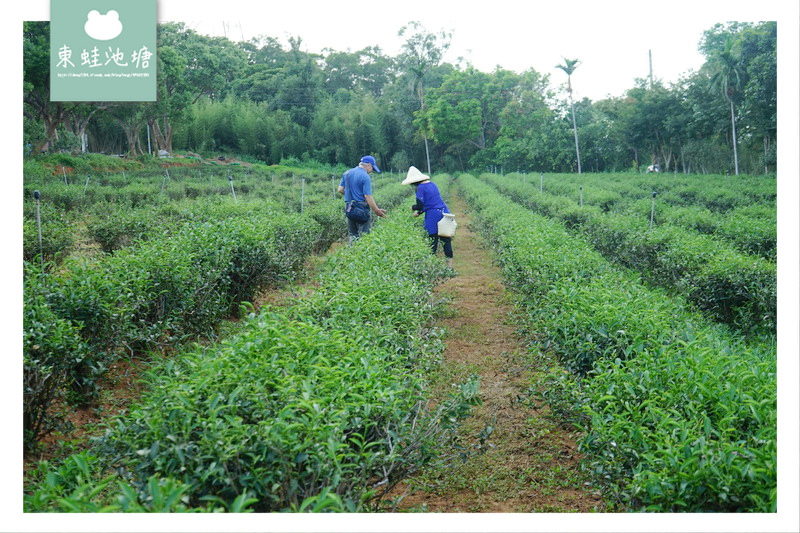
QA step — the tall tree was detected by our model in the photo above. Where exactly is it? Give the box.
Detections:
[708,35,744,175]
[495,71,564,172]
[556,58,582,173]
[321,46,394,98]
[104,103,149,156]
[23,21,64,153]
[397,21,452,173]
[739,22,777,174]
[153,23,247,153]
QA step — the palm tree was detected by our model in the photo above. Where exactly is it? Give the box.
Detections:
[399,22,451,174]
[709,37,744,175]
[556,58,582,174]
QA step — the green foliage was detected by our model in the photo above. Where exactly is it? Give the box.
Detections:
[82,215,475,512]
[23,266,90,446]
[86,206,154,253]
[23,202,75,267]
[24,452,243,512]
[23,158,53,181]
[48,210,317,349]
[37,153,142,174]
[459,173,776,512]
[583,345,776,511]
[26,18,777,174]
[23,206,320,445]
[484,173,776,337]
[21,159,416,448]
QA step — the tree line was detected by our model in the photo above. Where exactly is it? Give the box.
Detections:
[24,20,776,175]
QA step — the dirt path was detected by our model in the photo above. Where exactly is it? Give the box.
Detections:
[384,191,605,513]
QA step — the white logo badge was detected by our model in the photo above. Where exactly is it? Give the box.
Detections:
[84,10,123,40]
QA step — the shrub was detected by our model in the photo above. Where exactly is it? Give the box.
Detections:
[23,266,90,445]
[28,209,319,413]
[459,173,777,512]
[24,453,233,512]
[23,203,75,267]
[483,173,777,336]
[92,215,473,512]
[86,207,155,253]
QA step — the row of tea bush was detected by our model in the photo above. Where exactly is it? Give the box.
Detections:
[459,173,776,512]
[24,174,414,448]
[518,173,776,261]
[482,174,776,338]
[25,208,478,512]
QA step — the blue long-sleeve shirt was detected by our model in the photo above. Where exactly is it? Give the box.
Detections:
[413,181,448,234]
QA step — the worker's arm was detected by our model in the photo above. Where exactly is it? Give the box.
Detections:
[364,194,386,217]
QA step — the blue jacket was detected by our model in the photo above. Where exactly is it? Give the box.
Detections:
[412,181,448,235]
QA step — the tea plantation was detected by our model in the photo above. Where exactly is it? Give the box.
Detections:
[23,158,777,513]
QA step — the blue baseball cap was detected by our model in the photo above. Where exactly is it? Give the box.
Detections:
[360,155,381,173]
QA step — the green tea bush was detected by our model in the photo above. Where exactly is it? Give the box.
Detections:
[86,206,156,253]
[25,209,320,425]
[583,342,776,511]
[100,315,423,511]
[23,158,52,181]
[626,200,776,262]
[459,174,776,512]
[23,185,90,212]
[92,215,475,512]
[53,211,318,350]
[501,173,776,262]
[716,209,777,261]
[23,265,90,445]
[23,202,75,267]
[581,214,776,336]
[24,452,240,512]
[483,174,777,337]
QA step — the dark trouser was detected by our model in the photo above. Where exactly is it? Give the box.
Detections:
[429,234,453,258]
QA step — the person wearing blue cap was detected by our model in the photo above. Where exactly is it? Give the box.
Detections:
[337,155,387,244]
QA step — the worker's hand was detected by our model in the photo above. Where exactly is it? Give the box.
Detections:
[376,208,387,218]
[412,211,420,217]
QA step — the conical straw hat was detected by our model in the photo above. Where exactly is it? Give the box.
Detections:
[402,166,430,185]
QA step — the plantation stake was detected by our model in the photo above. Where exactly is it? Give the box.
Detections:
[229,175,237,201]
[83,174,91,195]
[580,186,583,207]
[62,166,68,185]
[650,191,657,230]
[34,190,44,271]
[301,178,306,213]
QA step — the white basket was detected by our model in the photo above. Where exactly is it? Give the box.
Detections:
[437,213,457,237]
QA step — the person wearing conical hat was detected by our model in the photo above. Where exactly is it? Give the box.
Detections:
[403,166,454,268]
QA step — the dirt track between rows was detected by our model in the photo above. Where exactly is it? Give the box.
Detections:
[384,190,605,513]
